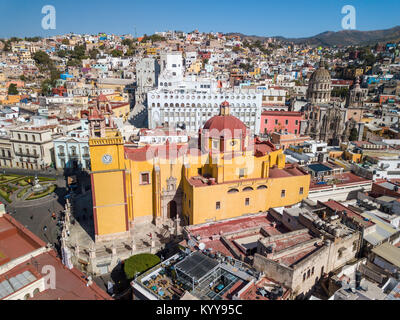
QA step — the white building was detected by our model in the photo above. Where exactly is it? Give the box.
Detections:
[10,126,54,170]
[38,96,74,106]
[158,52,184,87]
[147,88,263,133]
[54,131,90,170]
[352,156,400,181]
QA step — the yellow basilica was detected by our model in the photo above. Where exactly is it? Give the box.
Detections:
[88,98,310,241]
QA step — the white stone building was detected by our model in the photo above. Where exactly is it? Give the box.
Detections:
[10,126,54,170]
[147,88,263,133]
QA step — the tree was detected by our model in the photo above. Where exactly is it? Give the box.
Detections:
[349,128,359,141]
[125,48,135,57]
[110,49,123,57]
[124,253,160,280]
[89,48,100,59]
[331,87,349,99]
[41,79,53,96]
[2,40,11,52]
[56,50,68,58]
[71,44,87,60]
[33,51,51,66]
[122,38,134,47]
[8,83,19,95]
[62,39,70,45]
[24,37,41,42]
[239,63,253,72]
[50,69,61,82]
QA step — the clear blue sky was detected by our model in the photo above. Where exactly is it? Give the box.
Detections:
[0,0,399,39]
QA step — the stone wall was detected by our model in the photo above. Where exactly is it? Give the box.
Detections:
[291,244,330,296]
[253,254,293,288]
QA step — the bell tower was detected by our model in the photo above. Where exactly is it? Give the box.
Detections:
[88,96,129,242]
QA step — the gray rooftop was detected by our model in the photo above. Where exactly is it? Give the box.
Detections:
[175,252,219,282]
[0,270,36,299]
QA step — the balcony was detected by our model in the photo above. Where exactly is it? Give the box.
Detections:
[58,152,66,157]
[14,152,40,158]
[82,154,90,158]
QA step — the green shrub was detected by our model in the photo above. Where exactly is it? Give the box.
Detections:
[124,253,160,280]
[18,180,29,186]
[0,189,11,203]
[38,177,57,182]
[17,187,30,199]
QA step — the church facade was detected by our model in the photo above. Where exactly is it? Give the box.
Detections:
[300,62,365,145]
[88,99,310,242]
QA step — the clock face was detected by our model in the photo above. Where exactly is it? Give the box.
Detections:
[102,154,113,165]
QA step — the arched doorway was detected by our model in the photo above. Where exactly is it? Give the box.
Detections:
[168,200,177,219]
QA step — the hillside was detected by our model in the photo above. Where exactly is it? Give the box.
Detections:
[227,26,400,47]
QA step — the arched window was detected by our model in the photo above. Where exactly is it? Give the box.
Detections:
[243,187,254,192]
[257,185,267,190]
[228,189,239,194]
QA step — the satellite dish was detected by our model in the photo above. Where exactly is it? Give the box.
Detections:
[199,243,206,251]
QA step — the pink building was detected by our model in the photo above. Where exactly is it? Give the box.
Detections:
[260,111,303,135]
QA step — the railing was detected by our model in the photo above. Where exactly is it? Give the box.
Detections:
[14,152,40,158]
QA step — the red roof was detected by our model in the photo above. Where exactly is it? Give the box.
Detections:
[323,200,374,227]
[0,214,111,300]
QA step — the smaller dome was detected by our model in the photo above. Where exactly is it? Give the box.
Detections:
[310,67,331,82]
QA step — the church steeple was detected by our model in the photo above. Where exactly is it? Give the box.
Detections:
[88,104,106,138]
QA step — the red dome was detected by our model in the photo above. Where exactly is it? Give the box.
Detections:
[203,114,247,138]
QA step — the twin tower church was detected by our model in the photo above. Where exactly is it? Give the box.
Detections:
[88,98,310,242]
